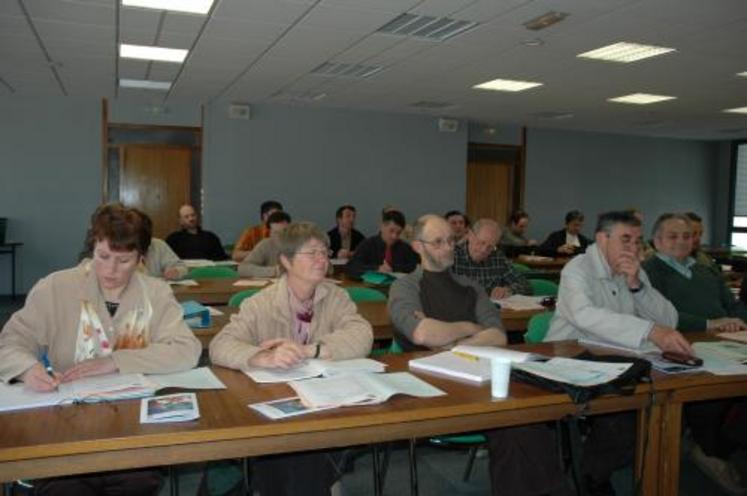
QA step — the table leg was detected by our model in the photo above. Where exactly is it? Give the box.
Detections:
[658,400,683,496]
[11,246,16,300]
[636,402,662,496]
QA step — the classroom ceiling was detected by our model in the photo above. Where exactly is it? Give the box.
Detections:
[2,0,747,140]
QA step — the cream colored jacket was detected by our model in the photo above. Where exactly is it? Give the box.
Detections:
[210,275,373,369]
[0,261,201,383]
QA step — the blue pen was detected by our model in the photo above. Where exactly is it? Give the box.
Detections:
[41,352,55,377]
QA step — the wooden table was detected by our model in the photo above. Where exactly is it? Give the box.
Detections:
[515,255,570,270]
[192,301,540,350]
[173,277,370,306]
[193,302,395,349]
[0,342,664,493]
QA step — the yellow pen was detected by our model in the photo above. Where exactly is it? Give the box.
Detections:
[453,351,480,362]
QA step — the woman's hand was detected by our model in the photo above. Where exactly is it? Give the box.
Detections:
[20,363,61,392]
[248,338,310,369]
[61,357,118,383]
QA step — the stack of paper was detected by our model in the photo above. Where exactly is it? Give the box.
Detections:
[290,372,445,408]
[693,341,747,375]
[409,351,490,384]
[451,345,541,363]
[244,358,386,384]
[140,393,200,423]
[493,294,545,310]
[513,358,632,387]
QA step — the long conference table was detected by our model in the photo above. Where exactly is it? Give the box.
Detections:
[0,338,744,496]
[173,277,545,348]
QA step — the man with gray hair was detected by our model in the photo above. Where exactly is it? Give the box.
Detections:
[545,210,692,494]
[389,214,571,496]
[452,218,532,299]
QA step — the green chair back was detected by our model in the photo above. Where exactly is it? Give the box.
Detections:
[512,263,531,273]
[345,287,387,303]
[188,266,237,279]
[228,289,261,307]
[389,339,403,354]
[524,311,554,344]
[529,279,559,296]
[361,271,396,286]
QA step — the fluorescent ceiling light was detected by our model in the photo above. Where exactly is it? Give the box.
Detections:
[738,71,747,78]
[119,78,171,91]
[723,107,747,115]
[120,44,188,63]
[122,0,213,15]
[608,93,676,105]
[473,78,543,92]
[578,42,676,63]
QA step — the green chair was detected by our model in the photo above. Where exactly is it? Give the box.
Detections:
[361,271,396,286]
[529,278,559,296]
[512,262,531,273]
[188,266,237,279]
[524,311,554,344]
[228,289,261,307]
[345,287,387,303]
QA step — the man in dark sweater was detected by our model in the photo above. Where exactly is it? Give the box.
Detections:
[165,205,228,261]
[345,210,419,279]
[389,214,571,496]
[643,213,747,495]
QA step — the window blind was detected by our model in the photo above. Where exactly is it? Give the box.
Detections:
[734,144,747,216]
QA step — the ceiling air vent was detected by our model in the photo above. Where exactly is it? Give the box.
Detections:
[311,62,383,79]
[377,13,477,41]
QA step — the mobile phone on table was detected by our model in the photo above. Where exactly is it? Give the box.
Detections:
[661,351,703,367]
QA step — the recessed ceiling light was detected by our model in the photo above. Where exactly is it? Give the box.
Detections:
[723,107,747,115]
[119,78,171,91]
[521,38,545,47]
[578,42,676,63]
[121,0,214,15]
[473,78,543,92]
[608,93,676,104]
[120,44,188,63]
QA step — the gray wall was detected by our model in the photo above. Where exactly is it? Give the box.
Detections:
[0,96,726,295]
[523,128,718,244]
[0,96,101,295]
[202,103,468,241]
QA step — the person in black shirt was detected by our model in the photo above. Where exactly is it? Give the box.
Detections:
[327,204,365,259]
[346,210,419,279]
[165,205,228,261]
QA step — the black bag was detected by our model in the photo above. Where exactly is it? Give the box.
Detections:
[511,352,652,404]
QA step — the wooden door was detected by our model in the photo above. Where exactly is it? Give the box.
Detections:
[120,145,191,239]
[466,161,513,225]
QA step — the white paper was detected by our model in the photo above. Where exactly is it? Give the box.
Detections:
[578,337,659,355]
[290,372,445,408]
[58,373,156,402]
[207,306,224,316]
[492,294,545,310]
[409,351,491,384]
[249,396,336,420]
[514,357,632,387]
[329,258,348,266]
[718,331,747,344]
[168,279,199,286]
[183,259,216,268]
[140,393,199,423]
[147,367,226,390]
[233,279,271,287]
[693,341,747,375]
[0,383,62,412]
[452,345,539,363]
[244,358,385,384]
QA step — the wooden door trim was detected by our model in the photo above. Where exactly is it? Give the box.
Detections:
[108,122,201,133]
[467,140,526,214]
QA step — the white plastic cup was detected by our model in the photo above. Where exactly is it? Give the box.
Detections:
[491,359,511,399]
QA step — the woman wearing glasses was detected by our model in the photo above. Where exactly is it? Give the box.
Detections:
[210,222,373,495]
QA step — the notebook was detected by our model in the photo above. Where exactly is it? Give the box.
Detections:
[409,351,491,384]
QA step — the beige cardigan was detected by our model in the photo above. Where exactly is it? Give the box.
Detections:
[0,261,201,383]
[210,275,373,369]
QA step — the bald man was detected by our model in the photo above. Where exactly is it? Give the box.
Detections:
[389,215,570,496]
[165,205,228,261]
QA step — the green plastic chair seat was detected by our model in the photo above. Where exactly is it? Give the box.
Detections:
[345,287,387,302]
[512,263,531,273]
[228,289,261,307]
[188,266,237,279]
[524,311,554,343]
[361,271,396,286]
[528,278,559,296]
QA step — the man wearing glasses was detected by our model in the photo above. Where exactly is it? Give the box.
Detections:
[451,218,532,299]
[545,210,692,494]
[389,214,571,496]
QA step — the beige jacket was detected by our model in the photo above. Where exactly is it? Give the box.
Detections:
[210,275,373,369]
[144,238,189,279]
[0,261,201,383]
